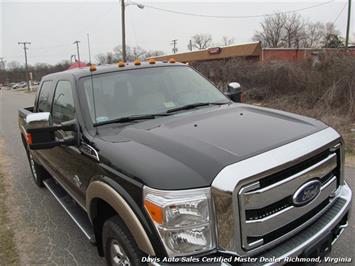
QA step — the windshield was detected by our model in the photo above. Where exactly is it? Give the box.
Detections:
[81,66,228,124]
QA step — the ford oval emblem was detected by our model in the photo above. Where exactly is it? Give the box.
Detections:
[293,180,321,206]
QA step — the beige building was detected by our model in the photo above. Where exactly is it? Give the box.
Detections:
[148,42,262,63]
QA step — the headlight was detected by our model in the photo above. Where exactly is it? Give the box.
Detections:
[143,186,215,256]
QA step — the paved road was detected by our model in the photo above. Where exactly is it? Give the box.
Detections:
[0,89,353,265]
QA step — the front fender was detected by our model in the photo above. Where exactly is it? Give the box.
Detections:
[86,180,156,256]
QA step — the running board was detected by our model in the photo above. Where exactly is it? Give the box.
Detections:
[43,178,96,244]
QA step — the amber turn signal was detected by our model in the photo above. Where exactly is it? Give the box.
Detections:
[148,58,156,64]
[144,199,163,224]
[134,59,141,66]
[168,58,176,63]
[26,133,32,145]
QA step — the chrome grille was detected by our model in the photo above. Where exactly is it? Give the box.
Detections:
[211,127,344,257]
[238,151,339,251]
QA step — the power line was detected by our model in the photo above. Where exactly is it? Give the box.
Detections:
[30,43,70,50]
[334,2,347,24]
[12,4,115,53]
[144,0,336,19]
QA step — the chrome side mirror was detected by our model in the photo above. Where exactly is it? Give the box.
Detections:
[25,112,77,150]
[26,112,52,130]
[224,82,242,102]
[227,82,241,92]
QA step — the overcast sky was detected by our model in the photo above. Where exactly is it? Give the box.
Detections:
[1,0,354,65]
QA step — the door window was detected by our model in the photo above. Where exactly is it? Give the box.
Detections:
[52,81,75,124]
[37,81,54,112]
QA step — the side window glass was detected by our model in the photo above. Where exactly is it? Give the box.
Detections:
[52,81,75,124]
[37,81,54,112]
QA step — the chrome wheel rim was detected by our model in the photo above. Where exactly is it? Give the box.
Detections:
[110,239,130,266]
[29,153,38,181]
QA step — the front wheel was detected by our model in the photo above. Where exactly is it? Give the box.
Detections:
[103,216,145,266]
[27,151,49,187]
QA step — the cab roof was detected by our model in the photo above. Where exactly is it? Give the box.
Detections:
[42,61,187,80]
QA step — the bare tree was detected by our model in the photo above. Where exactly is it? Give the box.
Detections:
[112,45,139,61]
[191,34,213,50]
[303,22,325,48]
[96,54,107,64]
[7,61,21,70]
[254,13,343,49]
[282,13,306,48]
[105,52,115,64]
[221,36,235,46]
[325,22,340,36]
[253,13,287,48]
[131,46,147,60]
[96,45,165,64]
[145,50,165,58]
[0,61,70,83]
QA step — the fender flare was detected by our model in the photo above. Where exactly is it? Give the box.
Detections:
[86,180,156,256]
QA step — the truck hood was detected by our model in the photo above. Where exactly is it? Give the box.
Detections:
[96,104,328,190]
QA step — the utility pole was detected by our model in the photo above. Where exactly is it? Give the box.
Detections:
[345,0,352,50]
[73,40,81,65]
[188,40,193,51]
[18,41,31,91]
[120,0,144,62]
[121,0,127,62]
[171,39,178,54]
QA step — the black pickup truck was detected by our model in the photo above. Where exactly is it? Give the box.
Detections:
[19,61,352,266]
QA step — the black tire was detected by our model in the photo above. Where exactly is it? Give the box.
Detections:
[26,150,49,187]
[103,216,145,266]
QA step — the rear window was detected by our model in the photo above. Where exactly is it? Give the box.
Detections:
[37,81,54,112]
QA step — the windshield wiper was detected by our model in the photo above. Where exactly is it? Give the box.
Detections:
[94,101,230,126]
[166,101,229,113]
[94,113,171,127]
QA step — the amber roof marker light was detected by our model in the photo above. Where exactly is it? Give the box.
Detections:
[89,64,97,72]
[118,61,126,67]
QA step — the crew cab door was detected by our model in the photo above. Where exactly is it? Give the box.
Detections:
[35,80,97,208]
